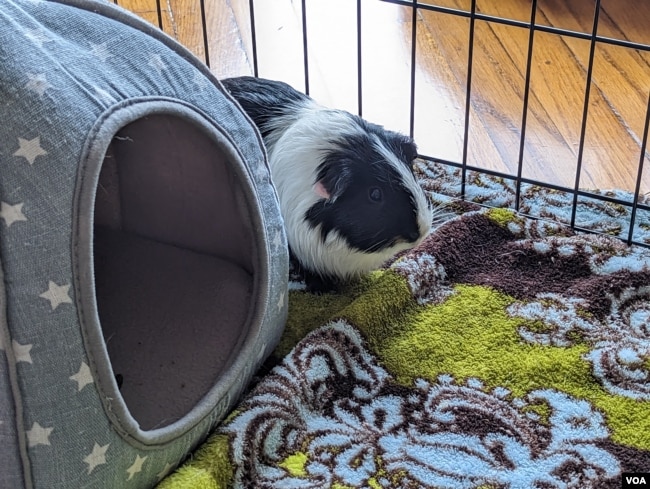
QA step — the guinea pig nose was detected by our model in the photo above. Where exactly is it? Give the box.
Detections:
[405,230,420,242]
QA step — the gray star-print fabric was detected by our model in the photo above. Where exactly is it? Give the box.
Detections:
[0,1,288,488]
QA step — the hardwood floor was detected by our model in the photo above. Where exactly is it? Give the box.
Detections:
[115,0,650,197]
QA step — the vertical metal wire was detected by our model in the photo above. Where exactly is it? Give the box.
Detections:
[461,0,478,199]
[514,0,538,211]
[249,0,259,77]
[570,0,601,228]
[199,0,210,68]
[155,0,163,30]
[301,0,310,94]
[627,92,650,244]
[236,0,650,244]
[408,0,418,139]
[357,0,363,117]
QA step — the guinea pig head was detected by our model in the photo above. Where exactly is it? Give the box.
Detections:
[305,130,432,257]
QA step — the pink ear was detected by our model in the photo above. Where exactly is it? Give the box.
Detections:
[313,181,330,199]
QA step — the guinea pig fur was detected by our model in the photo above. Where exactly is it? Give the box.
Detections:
[222,76,436,291]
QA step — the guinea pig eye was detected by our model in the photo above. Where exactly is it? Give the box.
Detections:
[368,187,383,203]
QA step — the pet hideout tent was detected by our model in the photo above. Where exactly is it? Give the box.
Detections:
[0,0,289,487]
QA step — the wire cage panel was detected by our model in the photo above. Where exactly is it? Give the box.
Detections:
[117,0,650,246]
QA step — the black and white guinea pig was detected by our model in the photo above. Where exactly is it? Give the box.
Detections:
[222,76,436,292]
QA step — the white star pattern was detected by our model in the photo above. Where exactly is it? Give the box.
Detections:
[39,281,73,310]
[126,454,147,480]
[89,42,113,62]
[70,362,94,392]
[13,136,47,165]
[24,27,53,48]
[84,443,109,474]
[0,202,27,228]
[156,462,174,481]
[12,340,33,364]
[148,54,167,75]
[26,422,53,447]
[25,73,52,98]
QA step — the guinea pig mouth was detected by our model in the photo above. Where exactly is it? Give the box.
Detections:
[361,235,416,253]
[403,230,422,243]
[355,238,396,253]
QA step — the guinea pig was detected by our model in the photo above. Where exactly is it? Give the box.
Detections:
[221,76,437,292]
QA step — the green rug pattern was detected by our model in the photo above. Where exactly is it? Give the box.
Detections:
[159,161,650,488]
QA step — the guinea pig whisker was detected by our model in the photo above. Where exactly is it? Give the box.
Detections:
[367,230,388,246]
[365,239,393,253]
[428,202,455,229]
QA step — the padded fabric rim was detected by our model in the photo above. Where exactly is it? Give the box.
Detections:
[73,97,270,447]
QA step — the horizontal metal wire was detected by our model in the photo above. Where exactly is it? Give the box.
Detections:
[381,0,650,51]
[419,154,650,212]
[241,0,650,247]
[381,0,650,247]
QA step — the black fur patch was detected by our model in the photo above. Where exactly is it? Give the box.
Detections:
[221,76,309,139]
[349,114,419,166]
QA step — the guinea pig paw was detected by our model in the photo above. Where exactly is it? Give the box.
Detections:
[304,272,339,295]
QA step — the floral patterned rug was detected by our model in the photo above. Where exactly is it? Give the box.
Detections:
[159,160,650,488]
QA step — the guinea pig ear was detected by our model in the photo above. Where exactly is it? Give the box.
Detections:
[314,165,352,201]
[313,181,331,200]
[400,137,418,163]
